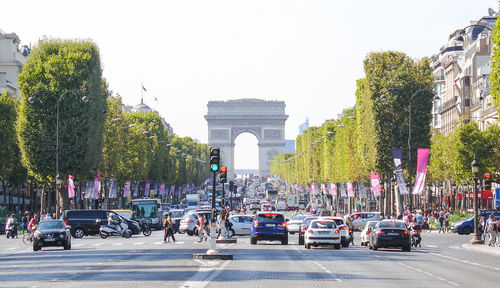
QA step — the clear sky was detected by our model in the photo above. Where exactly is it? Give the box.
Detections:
[2,0,498,170]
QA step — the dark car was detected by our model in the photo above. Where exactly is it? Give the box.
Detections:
[63,209,140,238]
[0,222,5,235]
[369,220,411,252]
[298,216,319,245]
[451,211,500,235]
[33,219,71,251]
[251,212,288,245]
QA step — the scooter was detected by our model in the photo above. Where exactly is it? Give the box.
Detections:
[410,223,422,247]
[97,219,132,239]
[138,219,151,236]
[6,222,18,239]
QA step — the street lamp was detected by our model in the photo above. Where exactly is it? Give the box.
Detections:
[28,89,88,218]
[470,156,483,245]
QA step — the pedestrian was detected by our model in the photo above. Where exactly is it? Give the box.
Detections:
[197,214,207,242]
[165,212,176,243]
[438,212,444,233]
[444,213,450,233]
[485,214,497,247]
[162,214,169,243]
[479,215,487,242]
[21,211,29,234]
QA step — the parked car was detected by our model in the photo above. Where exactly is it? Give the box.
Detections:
[360,220,380,246]
[287,214,306,234]
[251,212,288,245]
[228,215,254,235]
[304,219,341,249]
[33,219,71,251]
[351,212,381,231]
[63,209,140,238]
[451,211,500,235]
[369,220,411,252]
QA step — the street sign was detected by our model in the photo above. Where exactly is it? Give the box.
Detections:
[494,188,500,209]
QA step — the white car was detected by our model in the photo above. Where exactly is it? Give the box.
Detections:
[351,212,381,231]
[287,214,306,234]
[320,217,351,247]
[304,220,341,249]
[227,215,254,236]
[360,221,379,246]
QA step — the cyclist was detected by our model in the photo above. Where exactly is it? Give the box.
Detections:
[26,215,39,241]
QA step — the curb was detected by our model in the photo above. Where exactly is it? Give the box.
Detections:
[462,243,500,257]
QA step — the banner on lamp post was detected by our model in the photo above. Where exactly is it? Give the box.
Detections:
[413,148,430,195]
[391,148,409,195]
[370,171,381,198]
[346,182,354,198]
[85,182,93,199]
[109,179,117,199]
[68,175,75,199]
[132,182,138,198]
[340,183,347,198]
[144,179,150,197]
[123,181,131,198]
[329,183,337,196]
[358,181,367,198]
[159,183,165,196]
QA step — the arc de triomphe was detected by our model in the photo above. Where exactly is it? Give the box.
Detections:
[205,99,288,178]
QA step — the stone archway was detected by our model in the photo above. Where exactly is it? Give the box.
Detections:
[205,99,288,178]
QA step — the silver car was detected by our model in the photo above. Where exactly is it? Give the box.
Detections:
[227,215,254,235]
[351,212,381,231]
[287,214,306,234]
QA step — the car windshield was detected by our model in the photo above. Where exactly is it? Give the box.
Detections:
[171,211,184,218]
[292,215,306,221]
[379,221,406,229]
[115,211,132,219]
[39,221,64,230]
[368,222,378,228]
[304,217,318,226]
[311,221,336,229]
[257,213,284,222]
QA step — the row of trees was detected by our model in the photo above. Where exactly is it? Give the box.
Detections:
[271,51,499,198]
[0,39,211,213]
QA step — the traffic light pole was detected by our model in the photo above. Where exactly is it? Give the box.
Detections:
[208,171,218,254]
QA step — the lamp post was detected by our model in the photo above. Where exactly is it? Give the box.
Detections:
[28,89,88,218]
[470,156,483,244]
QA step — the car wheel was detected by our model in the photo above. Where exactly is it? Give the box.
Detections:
[334,244,341,250]
[463,227,472,235]
[250,237,257,245]
[306,243,311,249]
[64,242,70,250]
[73,228,85,239]
[341,241,349,248]
[187,231,194,236]
[403,245,411,252]
[33,244,39,251]
[298,236,304,245]
[373,244,378,251]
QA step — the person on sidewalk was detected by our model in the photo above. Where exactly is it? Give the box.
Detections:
[485,214,497,247]
[164,212,176,243]
[162,214,169,243]
[479,215,487,242]
[438,212,445,233]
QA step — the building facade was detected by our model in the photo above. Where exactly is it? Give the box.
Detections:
[431,11,498,133]
[0,30,29,97]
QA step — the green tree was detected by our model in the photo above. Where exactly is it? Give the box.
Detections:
[490,12,500,112]
[0,91,19,205]
[17,39,108,211]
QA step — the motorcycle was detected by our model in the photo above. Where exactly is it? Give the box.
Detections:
[410,223,422,247]
[6,222,18,239]
[97,219,132,239]
[138,219,151,236]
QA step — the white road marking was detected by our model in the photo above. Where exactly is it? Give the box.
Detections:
[91,243,102,247]
[6,247,16,251]
[174,241,185,244]
[181,260,231,288]
[73,244,83,247]
[398,262,458,286]
[133,242,145,245]
[112,242,124,246]
[153,241,163,245]
[426,244,438,248]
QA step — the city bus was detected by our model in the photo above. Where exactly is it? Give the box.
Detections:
[130,198,162,230]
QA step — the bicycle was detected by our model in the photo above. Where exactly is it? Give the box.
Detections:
[22,231,34,245]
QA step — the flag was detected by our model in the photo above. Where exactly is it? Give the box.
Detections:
[68,175,75,199]
[109,179,117,199]
[329,183,337,196]
[340,183,347,198]
[370,171,381,198]
[358,181,367,198]
[346,182,354,197]
[86,182,94,199]
[159,183,165,196]
[144,179,150,197]
[321,183,327,194]
[392,148,409,195]
[93,176,100,199]
[153,182,159,197]
[123,181,131,198]
[133,182,139,197]
[170,185,175,195]
[413,148,430,195]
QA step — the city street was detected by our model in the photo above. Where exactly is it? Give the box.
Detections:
[1,220,499,288]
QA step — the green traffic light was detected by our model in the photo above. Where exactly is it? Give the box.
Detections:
[210,164,219,172]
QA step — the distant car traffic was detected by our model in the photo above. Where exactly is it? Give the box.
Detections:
[251,212,288,245]
[369,220,411,252]
[33,219,71,251]
[304,219,341,249]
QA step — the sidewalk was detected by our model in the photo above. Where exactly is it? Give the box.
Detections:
[462,243,500,257]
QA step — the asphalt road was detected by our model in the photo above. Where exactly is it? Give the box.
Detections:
[0,220,499,288]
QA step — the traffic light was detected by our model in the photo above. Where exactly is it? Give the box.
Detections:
[229,180,234,192]
[484,173,492,191]
[219,166,227,183]
[380,188,385,198]
[209,147,220,172]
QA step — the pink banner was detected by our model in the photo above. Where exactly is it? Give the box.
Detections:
[169,185,175,195]
[329,183,337,196]
[413,148,430,195]
[68,175,75,198]
[346,182,354,197]
[370,171,381,197]
[321,183,327,194]
[159,183,165,195]
[311,183,317,194]
[144,179,150,197]
[123,181,131,198]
